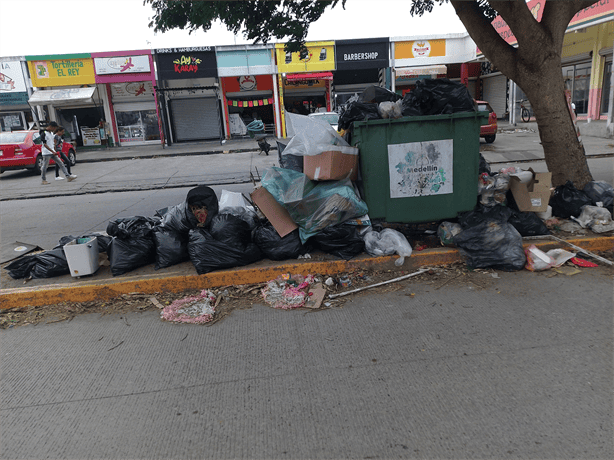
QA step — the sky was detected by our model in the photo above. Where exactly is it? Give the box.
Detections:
[0,0,468,57]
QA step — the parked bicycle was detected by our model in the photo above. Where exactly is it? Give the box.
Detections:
[518,99,532,123]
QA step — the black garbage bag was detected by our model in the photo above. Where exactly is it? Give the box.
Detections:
[549,181,593,219]
[153,227,189,270]
[219,207,259,230]
[107,216,159,239]
[458,204,513,228]
[313,224,365,260]
[209,213,252,251]
[358,85,401,104]
[402,78,476,117]
[160,185,219,234]
[252,224,306,261]
[508,210,550,236]
[338,95,381,131]
[4,248,70,279]
[276,140,303,173]
[107,235,156,276]
[57,233,112,253]
[453,220,526,271]
[479,153,491,175]
[583,180,614,214]
[188,228,262,275]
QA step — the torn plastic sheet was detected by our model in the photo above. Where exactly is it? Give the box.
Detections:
[161,290,216,324]
[261,274,315,310]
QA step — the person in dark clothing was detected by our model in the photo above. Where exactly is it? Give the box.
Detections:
[53,126,76,181]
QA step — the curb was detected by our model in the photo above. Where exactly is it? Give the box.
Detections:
[1,236,612,309]
[76,147,274,164]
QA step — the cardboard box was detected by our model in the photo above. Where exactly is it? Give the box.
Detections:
[251,187,298,237]
[303,148,359,181]
[509,168,552,212]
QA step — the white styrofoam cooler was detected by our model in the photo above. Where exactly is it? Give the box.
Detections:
[63,237,100,277]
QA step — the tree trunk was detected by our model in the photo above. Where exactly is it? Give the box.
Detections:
[450,0,596,188]
[520,62,593,188]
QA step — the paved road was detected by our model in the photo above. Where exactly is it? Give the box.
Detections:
[1,266,611,459]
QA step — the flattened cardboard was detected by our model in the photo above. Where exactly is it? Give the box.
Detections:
[305,283,326,309]
[303,150,359,181]
[509,168,552,212]
[251,187,298,237]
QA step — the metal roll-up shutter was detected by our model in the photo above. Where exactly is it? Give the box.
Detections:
[170,97,220,141]
[482,74,507,119]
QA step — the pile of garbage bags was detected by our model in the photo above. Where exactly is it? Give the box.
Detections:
[337,80,476,131]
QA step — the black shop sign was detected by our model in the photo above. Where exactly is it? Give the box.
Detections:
[155,47,218,80]
[335,38,389,71]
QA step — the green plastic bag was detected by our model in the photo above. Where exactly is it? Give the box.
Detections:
[262,167,369,243]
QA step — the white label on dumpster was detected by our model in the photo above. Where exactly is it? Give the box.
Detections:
[388,139,453,198]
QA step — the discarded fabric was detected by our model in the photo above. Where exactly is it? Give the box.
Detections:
[161,290,216,324]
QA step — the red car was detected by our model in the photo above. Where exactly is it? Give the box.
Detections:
[476,100,497,143]
[0,130,76,174]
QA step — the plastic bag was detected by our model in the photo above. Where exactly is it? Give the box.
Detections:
[378,100,403,119]
[572,204,613,228]
[313,224,365,260]
[583,181,614,213]
[152,227,189,270]
[252,224,306,261]
[508,210,550,236]
[107,235,156,276]
[262,167,369,243]
[437,222,463,245]
[337,94,381,131]
[549,181,593,219]
[525,245,556,271]
[107,216,159,239]
[160,186,219,234]
[547,248,576,267]
[4,248,70,279]
[363,228,413,266]
[358,85,402,104]
[458,204,513,228]
[57,233,112,253]
[401,78,476,117]
[283,112,351,157]
[188,228,262,275]
[209,213,252,251]
[218,206,259,231]
[218,190,253,211]
[453,221,526,271]
[479,154,491,175]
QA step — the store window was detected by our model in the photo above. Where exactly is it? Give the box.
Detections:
[601,61,612,115]
[0,112,25,131]
[563,62,591,114]
[115,109,160,143]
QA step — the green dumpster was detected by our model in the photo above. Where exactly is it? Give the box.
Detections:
[351,111,488,223]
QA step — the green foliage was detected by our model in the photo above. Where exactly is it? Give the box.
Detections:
[145,0,344,55]
[410,0,497,20]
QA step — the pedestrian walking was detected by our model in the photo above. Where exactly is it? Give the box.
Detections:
[39,122,76,185]
[53,126,76,181]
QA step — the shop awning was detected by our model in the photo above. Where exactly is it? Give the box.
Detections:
[28,87,97,107]
[395,65,447,78]
[285,72,333,81]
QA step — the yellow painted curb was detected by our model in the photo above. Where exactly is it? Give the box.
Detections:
[1,236,612,309]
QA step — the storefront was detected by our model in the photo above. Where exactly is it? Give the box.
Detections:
[333,38,390,108]
[26,53,103,147]
[391,34,477,96]
[0,58,32,131]
[483,0,614,122]
[216,45,278,138]
[275,41,336,137]
[92,50,162,146]
[154,47,221,144]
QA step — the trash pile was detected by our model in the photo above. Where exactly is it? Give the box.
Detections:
[3,81,612,289]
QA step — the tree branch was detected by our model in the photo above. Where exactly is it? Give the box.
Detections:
[450,0,519,81]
